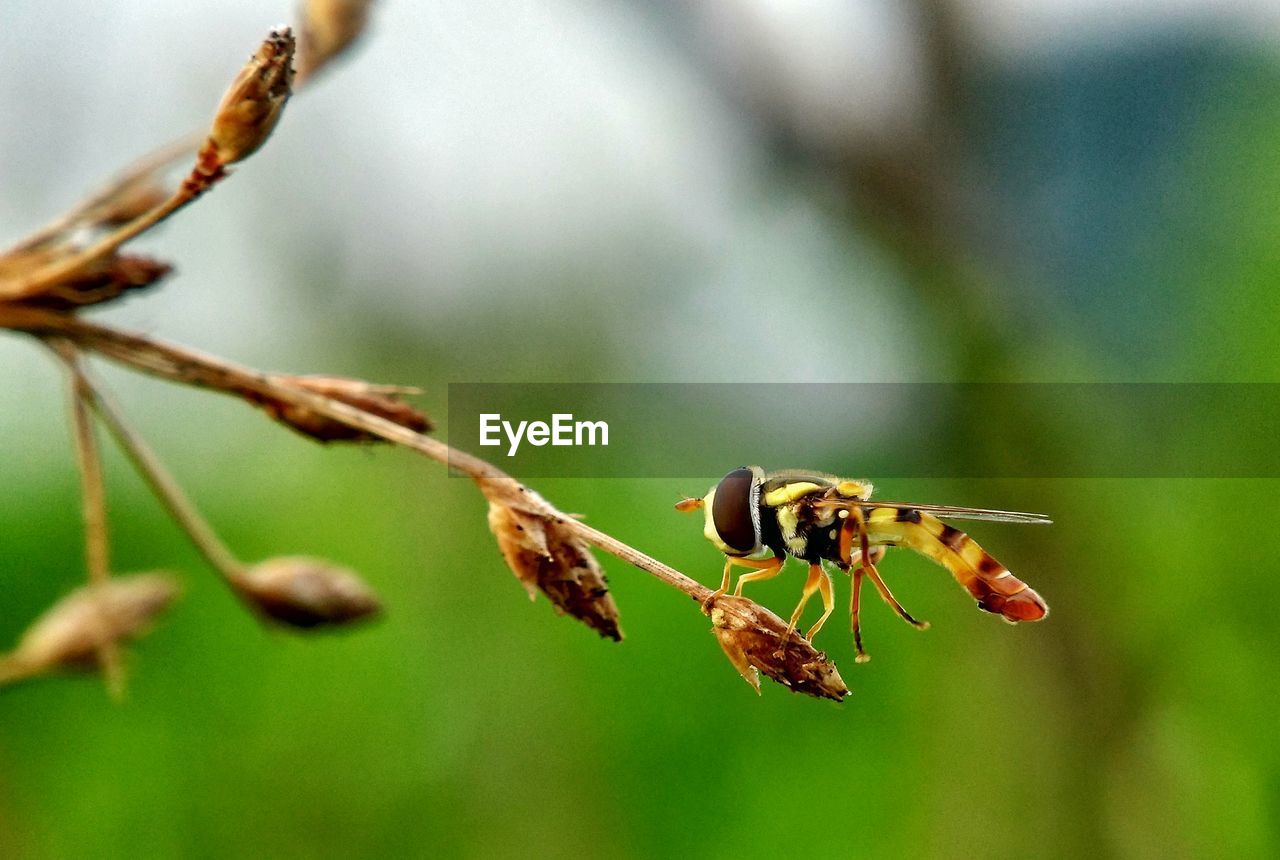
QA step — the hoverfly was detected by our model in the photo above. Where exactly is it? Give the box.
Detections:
[676,467,1049,661]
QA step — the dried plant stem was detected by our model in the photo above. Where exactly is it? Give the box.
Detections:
[54,343,124,696]
[16,133,203,251]
[14,311,502,473]
[571,522,711,603]
[11,311,716,607]
[59,354,248,585]
[3,187,199,302]
[4,311,844,695]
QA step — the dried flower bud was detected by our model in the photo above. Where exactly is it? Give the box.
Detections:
[0,573,181,685]
[709,596,848,701]
[483,480,622,641]
[13,252,172,310]
[241,375,431,443]
[199,28,295,175]
[231,557,381,629]
[297,0,376,82]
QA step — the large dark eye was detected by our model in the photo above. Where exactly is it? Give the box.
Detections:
[712,467,759,553]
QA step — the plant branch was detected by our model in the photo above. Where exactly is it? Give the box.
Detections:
[53,341,124,697]
[13,311,709,602]
[13,133,204,253]
[0,179,204,304]
[3,310,846,697]
[55,349,248,585]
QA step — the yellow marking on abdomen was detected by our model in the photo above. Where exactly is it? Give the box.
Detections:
[861,507,1048,623]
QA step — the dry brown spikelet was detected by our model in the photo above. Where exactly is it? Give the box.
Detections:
[231,556,381,629]
[10,252,172,310]
[482,480,622,641]
[297,0,376,82]
[245,375,432,443]
[197,27,296,177]
[709,596,848,701]
[0,573,181,685]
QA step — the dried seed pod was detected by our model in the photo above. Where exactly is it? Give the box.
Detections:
[245,375,432,443]
[709,596,848,701]
[0,573,181,685]
[198,28,296,176]
[13,252,172,310]
[231,557,381,629]
[484,484,622,641]
[297,0,376,82]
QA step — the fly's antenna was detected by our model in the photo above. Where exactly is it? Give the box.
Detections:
[675,497,704,512]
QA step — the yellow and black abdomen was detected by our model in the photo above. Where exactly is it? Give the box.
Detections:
[860,506,1047,623]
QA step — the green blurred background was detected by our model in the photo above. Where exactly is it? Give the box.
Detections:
[1,1,1278,857]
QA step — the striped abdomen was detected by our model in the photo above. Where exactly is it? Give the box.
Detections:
[862,507,1048,623]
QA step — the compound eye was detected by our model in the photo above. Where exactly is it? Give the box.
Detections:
[712,467,759,553]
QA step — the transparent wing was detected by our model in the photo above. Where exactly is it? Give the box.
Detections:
[813,497,1052,525]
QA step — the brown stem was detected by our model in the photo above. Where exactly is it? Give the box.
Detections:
[572,522,710,603]
[12,133,204,252]
[52,341,124,697]
[7,311,716,607]
[1,183,202,303]
[64,357,247,585]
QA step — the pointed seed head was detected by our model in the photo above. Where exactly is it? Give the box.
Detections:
[709,596,848,701]
[297,0,376,82]
[204,28,296,169]
[482,478,622,641]
[249,375,432,443]
[232,557,381,630]
[0,573,181,684]
[16,253,172,310]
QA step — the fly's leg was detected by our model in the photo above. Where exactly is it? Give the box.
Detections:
[704,554,784,612]
[805,566,835,642]
[700,557,733,614]
[714,558,733,599]
[839,511,884,663]
[851,566,869,663]
[860,519,929,630]
[730,555,784,597]
[782,563,824,642]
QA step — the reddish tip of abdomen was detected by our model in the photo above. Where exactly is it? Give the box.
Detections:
[978,587,1048,622]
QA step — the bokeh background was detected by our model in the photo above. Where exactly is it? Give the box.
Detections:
[2,1,1278,856]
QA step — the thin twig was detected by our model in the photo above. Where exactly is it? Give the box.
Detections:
[11,311,713,604]
[1,187,199,303]
[13,132,203,252]
[63,355,248,584]
[53,341,124,697]
[5,312,846,695]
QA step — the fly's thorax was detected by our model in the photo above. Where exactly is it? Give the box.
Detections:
[758,471,873,506]
[767,496,847,562]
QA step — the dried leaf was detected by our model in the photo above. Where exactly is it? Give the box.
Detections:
[483,479,622,641]
[246,375,432,442]
[0,573,181,685]
[231,556,381,629]
[709,596,848,701]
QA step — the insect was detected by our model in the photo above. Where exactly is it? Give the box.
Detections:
[676,467,1049,662]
